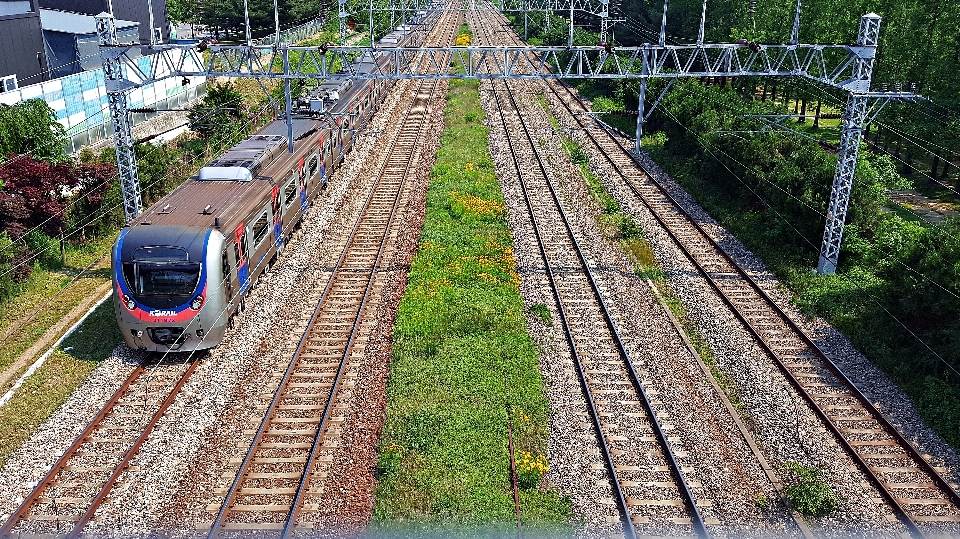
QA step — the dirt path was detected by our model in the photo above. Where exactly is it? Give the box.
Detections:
[889,189,959,223]
[0,279,112,391]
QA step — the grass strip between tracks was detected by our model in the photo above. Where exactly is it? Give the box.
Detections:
[372,78,571,530]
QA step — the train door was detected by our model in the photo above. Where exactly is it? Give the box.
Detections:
[322,136,332,178]
[234,223,250,294]
[283,177,298,220]
[271,183,282,245]
[307,151,323,190]
[299,156,308,210]
[317,137,327,186]
[221,247,233,301]
[336,118,343,161]
[347,108,355,148]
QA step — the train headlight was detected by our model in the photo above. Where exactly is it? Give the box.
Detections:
[123,295,136,311]
[190,296,203,310]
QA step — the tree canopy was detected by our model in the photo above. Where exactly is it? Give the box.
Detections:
[175,0,330,39]
[0,99,68,164]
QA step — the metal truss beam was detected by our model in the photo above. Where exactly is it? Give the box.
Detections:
[492,0,609,16]
[107,41,879,88]
[97,6,914,275]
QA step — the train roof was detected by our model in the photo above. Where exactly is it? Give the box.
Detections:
[127,116,327,232]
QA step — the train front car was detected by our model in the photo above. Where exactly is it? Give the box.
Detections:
[113,226,228,352]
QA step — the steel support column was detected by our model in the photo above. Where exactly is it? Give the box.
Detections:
[284,47,294,153]
[635,56,647,154]
[816,13,880,274]
[96,13,141,221]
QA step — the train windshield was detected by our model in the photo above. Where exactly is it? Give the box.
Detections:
[123,246,201,297]
[134,262,201,296]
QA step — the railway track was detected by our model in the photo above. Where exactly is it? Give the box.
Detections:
[0,353,200,537]
[529,33,960,538]
[204,10,460,536]
[470,13,711,538]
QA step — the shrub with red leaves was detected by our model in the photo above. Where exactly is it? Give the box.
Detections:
[0,155,115,240]
[0,155,116,283]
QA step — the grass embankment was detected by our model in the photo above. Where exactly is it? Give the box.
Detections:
[372,78,570,531]
[0,300,121,465]
[0,234,114,373]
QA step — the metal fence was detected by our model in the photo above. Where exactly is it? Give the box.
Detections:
[254,15,328,46]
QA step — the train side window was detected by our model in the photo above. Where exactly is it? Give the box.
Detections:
[252,210,270,246]
[323,138,331,160]
[308,154,318,178]
[283,180,297,208]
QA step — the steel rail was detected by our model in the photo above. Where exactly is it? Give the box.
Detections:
[281,73,447,539]
[0,365,146,535]
[208,12,460,536]
[0,354,199,537]
[68,356,201,538]
[207,77,433,538]
[469,20,638,534]
[488,81,636,539]
[546,78,960,537]
[477,16,708,535]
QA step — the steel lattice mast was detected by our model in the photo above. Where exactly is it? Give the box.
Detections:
[816,14,880,274]
[96,12,142,221]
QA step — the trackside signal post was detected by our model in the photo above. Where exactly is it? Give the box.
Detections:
[98,3,916,273]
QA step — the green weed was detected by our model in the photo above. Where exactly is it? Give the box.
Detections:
[528,304,552,326]
[782,461,839,516]
[372,78,570,528]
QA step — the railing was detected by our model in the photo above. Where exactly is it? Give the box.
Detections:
[253,15,328,46]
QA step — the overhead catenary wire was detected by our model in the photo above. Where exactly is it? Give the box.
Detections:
[712,77,960,252]
[800,85,960,202]
[0,102,239,260]
[0,102,272,281]
[658,81,960,304]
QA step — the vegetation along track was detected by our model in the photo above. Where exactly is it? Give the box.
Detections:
[470,12,711,538]
[531,31,960,538]
[0,353,199,536]
[204,10,461,536]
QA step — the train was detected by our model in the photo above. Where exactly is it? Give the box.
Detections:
[112,8,441,352]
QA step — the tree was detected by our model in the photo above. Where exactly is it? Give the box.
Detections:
[188,82,247,141]
[0,99,68,164]
[198,0,327,40]
[167,0,200,24]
